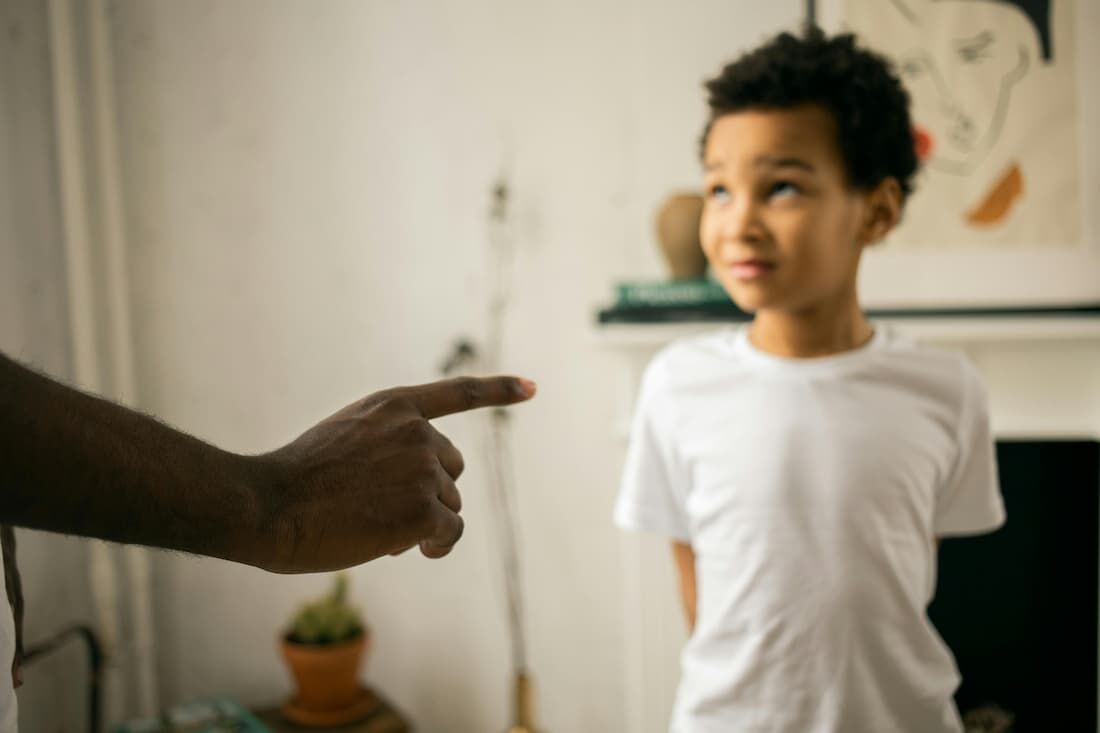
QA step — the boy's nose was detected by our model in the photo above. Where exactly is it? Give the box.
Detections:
[719,196,765,244]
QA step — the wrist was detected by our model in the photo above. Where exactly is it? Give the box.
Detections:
[236,450,300,573]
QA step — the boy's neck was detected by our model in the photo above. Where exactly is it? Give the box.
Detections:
[748,296,874,359]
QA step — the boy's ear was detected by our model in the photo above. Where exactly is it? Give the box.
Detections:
[860,178,903,247]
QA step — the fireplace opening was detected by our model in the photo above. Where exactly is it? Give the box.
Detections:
[930,440,1100,732]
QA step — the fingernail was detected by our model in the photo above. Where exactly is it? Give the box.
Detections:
[518,378,537,397]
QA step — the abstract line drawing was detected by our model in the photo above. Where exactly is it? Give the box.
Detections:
[847,0,1080,241]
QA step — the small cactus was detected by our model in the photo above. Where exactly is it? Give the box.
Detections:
[286,573,365,645]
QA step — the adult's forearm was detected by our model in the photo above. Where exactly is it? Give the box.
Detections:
[1,352,539,573]
[0,353,266,565]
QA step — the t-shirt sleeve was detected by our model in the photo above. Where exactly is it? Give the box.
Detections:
[934,359,1006,537]
[613,356,692,542]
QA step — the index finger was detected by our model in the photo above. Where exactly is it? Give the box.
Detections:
[403,376,537,419]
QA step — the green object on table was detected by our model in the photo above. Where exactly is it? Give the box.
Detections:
[114,696,270,733]
[615,278,730,307]
[600,278,750,323]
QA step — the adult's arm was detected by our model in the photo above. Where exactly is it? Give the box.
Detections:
[0,352,535,572]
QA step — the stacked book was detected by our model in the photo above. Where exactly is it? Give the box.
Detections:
[599,278,751,323]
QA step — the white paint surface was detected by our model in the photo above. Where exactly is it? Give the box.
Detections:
[11,1,1098,730]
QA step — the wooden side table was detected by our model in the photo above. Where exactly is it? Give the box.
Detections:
[254,688,411,733]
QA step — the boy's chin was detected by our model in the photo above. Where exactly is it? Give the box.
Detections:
[722,277,808,314]
[730,297,759,314]
[726,288,771,314]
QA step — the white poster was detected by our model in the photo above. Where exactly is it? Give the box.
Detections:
[853,0,1079,249]
[820,0,1100,308]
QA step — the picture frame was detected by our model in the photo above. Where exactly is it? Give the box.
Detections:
[812,0,1100,311]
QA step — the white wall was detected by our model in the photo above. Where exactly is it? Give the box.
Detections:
[8,1,1096,730]
[103,1,801,731]
[0,1,97,731]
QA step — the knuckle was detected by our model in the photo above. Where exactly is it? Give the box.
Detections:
[367,388,398,407]
[418,456,441,480]
[411,469,436,493]
[456,377,484,409]
[404,418,433,443]
[449,515,465,543]
[376,392,413,416]
[409,491,435,522]
[433,512,462,544]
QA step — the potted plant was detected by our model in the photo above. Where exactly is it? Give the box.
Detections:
[280,573,371,725]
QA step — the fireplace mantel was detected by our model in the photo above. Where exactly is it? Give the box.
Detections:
[596,315,1100,441]
[596,313,1100,350]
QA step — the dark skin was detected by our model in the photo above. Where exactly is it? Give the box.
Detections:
[0,352,536,572]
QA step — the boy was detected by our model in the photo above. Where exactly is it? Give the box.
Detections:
[614,27,1005,732]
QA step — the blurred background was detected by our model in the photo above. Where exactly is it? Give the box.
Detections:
[2,1,1099,732]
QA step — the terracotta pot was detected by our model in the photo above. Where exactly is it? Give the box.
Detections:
[655,192,707,280]
[281,632,369,712]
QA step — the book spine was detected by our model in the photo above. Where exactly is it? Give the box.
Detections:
[615,280,729,307]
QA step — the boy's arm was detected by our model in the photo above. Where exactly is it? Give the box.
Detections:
[672,540,697,631]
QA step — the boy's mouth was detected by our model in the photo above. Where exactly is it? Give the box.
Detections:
[728,259,776,281]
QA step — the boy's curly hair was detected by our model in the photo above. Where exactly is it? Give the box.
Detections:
[702,26,919,199]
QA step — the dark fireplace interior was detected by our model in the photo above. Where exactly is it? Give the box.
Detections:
[929,440,1100,732]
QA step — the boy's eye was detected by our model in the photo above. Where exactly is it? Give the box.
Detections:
[769,181,800,199]
[707,185,731,203]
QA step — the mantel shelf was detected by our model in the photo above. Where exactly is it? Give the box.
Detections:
[594,315,1100,350]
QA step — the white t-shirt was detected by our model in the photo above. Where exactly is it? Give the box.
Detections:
[0,543,16,732]
[614,325,1005,733]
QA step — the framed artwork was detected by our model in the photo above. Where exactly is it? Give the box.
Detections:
[815,0,1100,310]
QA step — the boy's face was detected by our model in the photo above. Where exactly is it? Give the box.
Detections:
[701,105,878,314]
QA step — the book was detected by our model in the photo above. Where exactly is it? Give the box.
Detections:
[602,278,751,323]
[114,697,270,733]
[614,278,730,308]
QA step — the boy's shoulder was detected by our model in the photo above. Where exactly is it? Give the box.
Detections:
[875,328,983,388]
[866,329,990,422]
[644,327,739,386]
[633,329,739,408]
